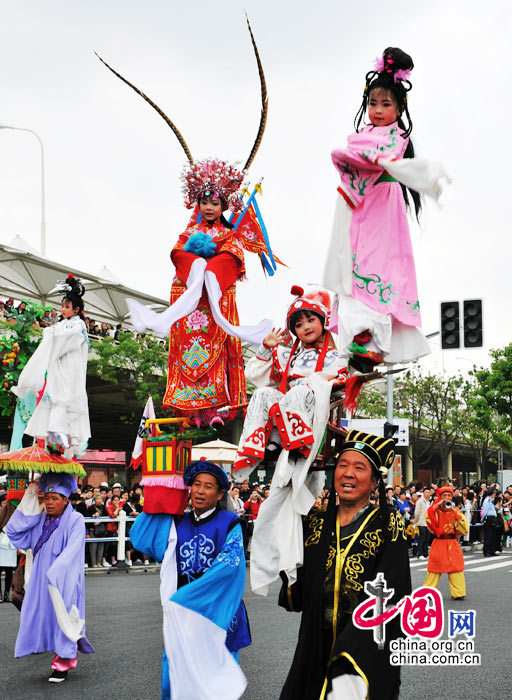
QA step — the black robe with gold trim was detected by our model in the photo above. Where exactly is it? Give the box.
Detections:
[279,503,411,700]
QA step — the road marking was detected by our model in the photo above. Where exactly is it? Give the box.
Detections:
[464,555,512,566]
[414,558,512,574]
[464,559,512,572]
[410,556,477,568]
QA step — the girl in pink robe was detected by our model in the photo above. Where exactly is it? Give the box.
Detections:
[324,47,449,366]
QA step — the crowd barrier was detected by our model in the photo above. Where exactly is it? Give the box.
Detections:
[83,510,137,567]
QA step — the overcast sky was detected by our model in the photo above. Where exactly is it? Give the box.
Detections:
[0,0,510,375]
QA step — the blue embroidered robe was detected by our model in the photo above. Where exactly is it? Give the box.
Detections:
[130,506,251,700]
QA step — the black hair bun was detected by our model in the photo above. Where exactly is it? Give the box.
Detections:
[381,47,414,73]
[66,273,85,298]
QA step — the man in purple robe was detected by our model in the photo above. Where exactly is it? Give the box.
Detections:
[6,472,94,683]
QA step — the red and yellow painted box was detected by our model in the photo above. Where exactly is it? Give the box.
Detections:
[141,418,191,515]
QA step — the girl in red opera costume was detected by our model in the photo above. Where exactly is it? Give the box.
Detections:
[163,161,278,425]
[97,20,280,427]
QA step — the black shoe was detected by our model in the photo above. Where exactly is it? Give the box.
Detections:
[451,596,466,601]
[49,670,68,683]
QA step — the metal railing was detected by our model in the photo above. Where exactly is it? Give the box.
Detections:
[84,510,137,567]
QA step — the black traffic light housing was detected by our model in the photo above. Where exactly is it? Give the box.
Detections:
[440,301,460,349]
[384,422,399,441]
[463,299,483,348]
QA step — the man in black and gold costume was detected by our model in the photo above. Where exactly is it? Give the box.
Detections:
[279,430,411,700]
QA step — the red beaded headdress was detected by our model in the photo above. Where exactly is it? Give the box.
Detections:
[181,159,246,213]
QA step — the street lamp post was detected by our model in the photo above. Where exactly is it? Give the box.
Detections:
[0,125,46,256]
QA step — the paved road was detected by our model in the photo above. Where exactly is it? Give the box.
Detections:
[1,551,510,699]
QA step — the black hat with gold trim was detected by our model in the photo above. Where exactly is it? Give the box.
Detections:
[339,429,395,480]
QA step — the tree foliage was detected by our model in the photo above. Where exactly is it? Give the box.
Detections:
[470,344,512,454]
[88,333,170,418]
[459,375,503,477]
[355,367,472,472]
[0,302,46,416]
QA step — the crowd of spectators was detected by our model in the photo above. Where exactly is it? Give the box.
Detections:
[320,478,512,560]
[69,482,148,569]
[6,474,510,573]
[67,477,512,566]
[65,477,275,566]
[0,296,166,346]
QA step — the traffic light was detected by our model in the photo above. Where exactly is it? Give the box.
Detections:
[384,422,398,440]
[463,299,483,348]
[440,301,460,349]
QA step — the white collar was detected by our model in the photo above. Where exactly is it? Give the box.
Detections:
[193,506,216,522]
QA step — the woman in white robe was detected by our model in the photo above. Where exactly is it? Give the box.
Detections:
[12,275,90,457]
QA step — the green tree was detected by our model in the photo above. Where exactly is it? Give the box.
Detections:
[0,301,46,416]
[394,369,437,468]
[460,375,503,479]
[352,381,386,419]
[88,333,170,421]
[471,344,512,454]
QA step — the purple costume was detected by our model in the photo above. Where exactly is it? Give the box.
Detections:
[6,484,94,660]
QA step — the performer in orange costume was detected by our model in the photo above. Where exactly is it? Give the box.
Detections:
[423,485,468,600]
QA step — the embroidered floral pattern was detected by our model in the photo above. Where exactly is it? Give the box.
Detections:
[305,514,324,547]
[217,529,243,568]
[388,511,407,542]
[179,533,215,574]
[186,309,209,333]
[352,260,398,305]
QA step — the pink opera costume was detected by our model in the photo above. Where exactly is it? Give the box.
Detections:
[5,474,94,678]
[11,275,90,457]
[96,20,279,427]
[234,287,349,595]
[323,49,451,364]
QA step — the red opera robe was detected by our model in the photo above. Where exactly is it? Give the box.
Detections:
[163,217,272,419]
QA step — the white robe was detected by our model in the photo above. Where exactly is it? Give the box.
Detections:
[12,316,91,456]
[234,343,348,595]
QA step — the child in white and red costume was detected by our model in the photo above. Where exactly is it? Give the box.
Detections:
[234,286,348,477]
[233,287,349,596]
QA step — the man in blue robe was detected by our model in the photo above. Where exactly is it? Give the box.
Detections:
[6,472,94,683]
[130,460,251,700]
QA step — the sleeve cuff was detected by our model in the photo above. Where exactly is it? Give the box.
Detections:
[256,343,272,360]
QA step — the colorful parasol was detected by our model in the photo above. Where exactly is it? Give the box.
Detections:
[0,444,86,478]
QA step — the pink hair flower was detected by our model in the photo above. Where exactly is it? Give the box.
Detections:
[394,68,412,83]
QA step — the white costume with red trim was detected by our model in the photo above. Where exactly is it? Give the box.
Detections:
[234,287,350,594]
[234,342,348,477]
[235,336,348,595]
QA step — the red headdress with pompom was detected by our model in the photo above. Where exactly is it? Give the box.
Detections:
[286,285,331,334]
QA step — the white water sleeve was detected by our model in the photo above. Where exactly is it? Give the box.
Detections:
[384,157,452,201]
[126,257,207,336]
[204,270,272,347]
[48,584,84,642]
[327,674,367,700]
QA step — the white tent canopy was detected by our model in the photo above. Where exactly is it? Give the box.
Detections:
[0,238,168,325]
[191,439,239,468]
